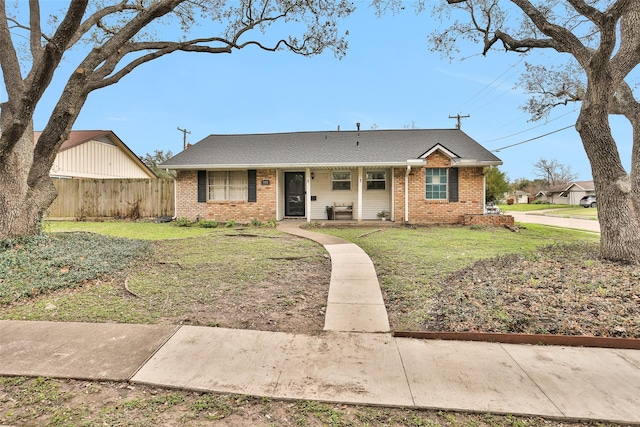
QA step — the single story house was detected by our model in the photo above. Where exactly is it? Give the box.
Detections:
[513,190,531,204]
[161,128,506,224]
[535,180,595,205]
[36,130,156,179]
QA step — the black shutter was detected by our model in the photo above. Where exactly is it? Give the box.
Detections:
[197,170,207,203]
[448,168,459,202]
[248,170,257,202]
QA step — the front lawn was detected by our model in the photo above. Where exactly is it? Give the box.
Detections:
[6,220,636,338]
[498,203,571,212]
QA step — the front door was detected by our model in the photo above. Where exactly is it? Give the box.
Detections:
[285,172,305,217]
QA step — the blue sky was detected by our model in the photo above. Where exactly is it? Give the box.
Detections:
[10,2,639,182]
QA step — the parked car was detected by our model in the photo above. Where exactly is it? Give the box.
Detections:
[580,195,597,208]
[485,202,501,214]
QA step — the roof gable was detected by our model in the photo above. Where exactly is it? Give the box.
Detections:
[419,143,460,160]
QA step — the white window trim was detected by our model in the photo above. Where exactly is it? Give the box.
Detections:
[366,170,387,190]
[332,170,352,191]
[426,168,448,200]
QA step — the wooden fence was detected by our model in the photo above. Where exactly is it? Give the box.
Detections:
[47,178,174,219]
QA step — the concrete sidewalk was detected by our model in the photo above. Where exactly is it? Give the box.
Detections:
[2,320,639,423]
[1,223,639,423]
[509,211,600,232]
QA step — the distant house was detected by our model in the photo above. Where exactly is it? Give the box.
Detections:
[161,128,511,225]
[514,190,531,204]
[561,181,596,205]
[535,181,595,205]
[36,130,156,179]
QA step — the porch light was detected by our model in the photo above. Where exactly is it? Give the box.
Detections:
[311,172,314,179]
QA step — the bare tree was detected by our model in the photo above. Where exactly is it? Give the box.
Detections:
[392,0,640,264]
[533,158,578,186]
[0,0,352,238]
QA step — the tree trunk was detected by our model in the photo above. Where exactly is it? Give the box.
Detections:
[0,115,57,239]
[578,84,640,264]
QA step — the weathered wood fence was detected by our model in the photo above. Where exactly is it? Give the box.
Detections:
[47,178,174,219]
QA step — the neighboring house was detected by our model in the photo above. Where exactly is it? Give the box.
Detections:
[514,190,531,204]
[36,130,156,179]
[560,181,596,205]
[161,128,505,224]
[535,181,595,205]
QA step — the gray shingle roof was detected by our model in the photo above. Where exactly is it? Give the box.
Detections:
[161,129,502,169]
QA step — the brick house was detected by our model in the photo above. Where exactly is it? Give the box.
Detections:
[161,128,505,224]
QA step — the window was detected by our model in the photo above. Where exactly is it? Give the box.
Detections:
[366,170,386,190]
[208,171,247,201]
[332,171,351,190]
[426,168,447,199]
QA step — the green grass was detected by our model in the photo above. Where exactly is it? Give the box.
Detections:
[44,220,226,240]
[0,233,150,305]
[497,203,571,212]
[541,206,598,219]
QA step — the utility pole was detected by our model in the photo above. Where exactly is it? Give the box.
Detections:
[449,114,470,130]
[177,126,191,150]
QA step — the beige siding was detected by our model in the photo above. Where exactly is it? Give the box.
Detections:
[51,140,151,179]
[308,169,391,220]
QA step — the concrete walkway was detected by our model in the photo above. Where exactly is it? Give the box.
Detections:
[1,223,639,423]
[277,222,390,333]
[509,211,600,232]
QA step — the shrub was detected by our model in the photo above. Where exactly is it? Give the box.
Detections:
[225,220,236,228]
[265,218,278,228]
[197,220,218,228]
[250,218,263,227]
[175,217,190,227]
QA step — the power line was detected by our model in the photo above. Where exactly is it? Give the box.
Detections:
[457,57,525,112]
[482,109,578,143]
[491,125,574,152]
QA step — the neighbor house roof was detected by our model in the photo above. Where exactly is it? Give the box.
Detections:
[161,129,502,169]
[563,181,595,192]
[535,180,595,197]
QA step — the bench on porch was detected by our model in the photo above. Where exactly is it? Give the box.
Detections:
[333,202,353,220]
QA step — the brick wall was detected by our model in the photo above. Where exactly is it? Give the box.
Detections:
[463,214,515,227]
[175,169,277,222]
[393,151,486,224]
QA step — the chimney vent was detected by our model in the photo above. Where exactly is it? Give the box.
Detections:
[356,122,361,131]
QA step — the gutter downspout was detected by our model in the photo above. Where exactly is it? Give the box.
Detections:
[306,167,311,223]
[405,166,411,224]
[482,166,493,214]
[170,169,177,220]
[357,166,363,222]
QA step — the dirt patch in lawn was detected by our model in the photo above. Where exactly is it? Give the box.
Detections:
[425,242,640,338]
[0,377,608,427]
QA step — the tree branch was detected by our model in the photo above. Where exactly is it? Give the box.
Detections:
[28,0,42,56]
[611,0,640,84]
[68,0,144,48]
[510,0,591,62]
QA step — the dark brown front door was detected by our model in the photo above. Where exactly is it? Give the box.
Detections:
[285,172,305,217]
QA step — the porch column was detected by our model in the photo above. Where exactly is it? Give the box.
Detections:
[306,167,311,222]
[405,166,410,223]
[357,167,363,221]
[390,168,395,222]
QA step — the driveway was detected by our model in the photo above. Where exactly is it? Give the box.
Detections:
[508,211,600,233]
